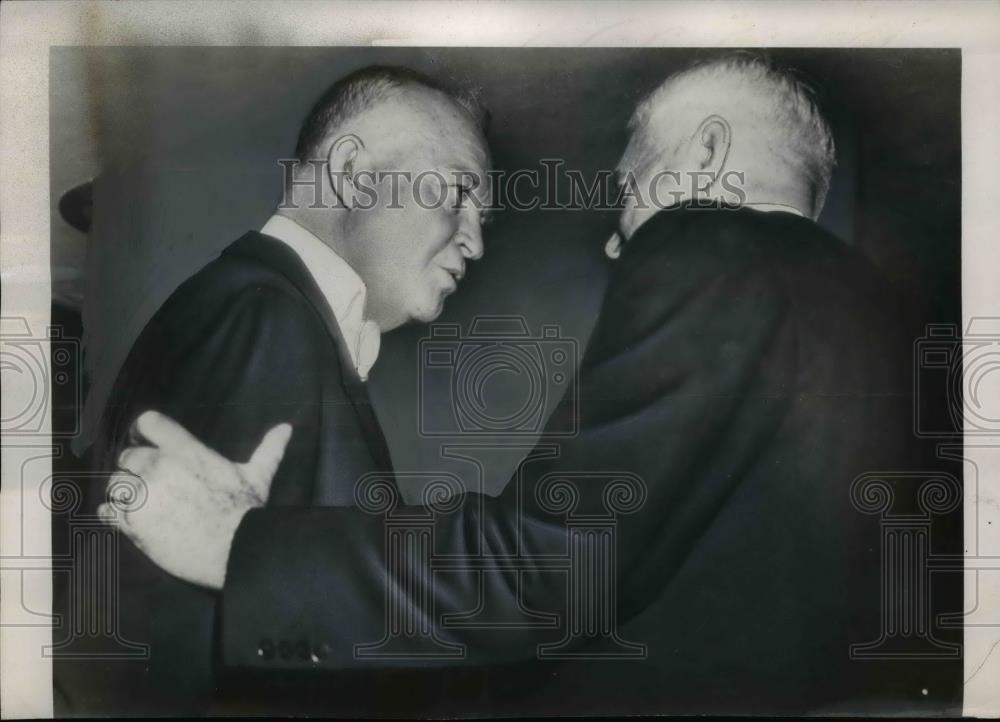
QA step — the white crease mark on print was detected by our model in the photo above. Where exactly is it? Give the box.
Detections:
[966,636,1000,685]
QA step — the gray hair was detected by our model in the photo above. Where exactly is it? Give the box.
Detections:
[294,65,488,162]
[630,52,836,211]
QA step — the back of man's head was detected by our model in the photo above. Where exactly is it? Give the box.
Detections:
[294,65,487,164]
[630,52,836,216]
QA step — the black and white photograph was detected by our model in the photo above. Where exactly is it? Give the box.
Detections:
[2,1,1000,718]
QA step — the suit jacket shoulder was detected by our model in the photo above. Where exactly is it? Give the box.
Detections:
[94,231,392,506]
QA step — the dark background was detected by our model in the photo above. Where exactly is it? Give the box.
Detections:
[50,46,961,498]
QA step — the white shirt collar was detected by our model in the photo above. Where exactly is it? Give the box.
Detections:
[260,214,380,381]
[745,203,806,217]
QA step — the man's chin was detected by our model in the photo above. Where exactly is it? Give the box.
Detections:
[410,296,447,325]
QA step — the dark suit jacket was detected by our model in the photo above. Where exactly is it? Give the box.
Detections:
[54,231,394,715]
[220,207,961,715]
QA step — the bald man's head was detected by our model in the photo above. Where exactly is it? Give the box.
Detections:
[620,53,835,227]
[294,65,488,166]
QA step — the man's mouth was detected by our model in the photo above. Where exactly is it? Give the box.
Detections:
[441,264,465,286]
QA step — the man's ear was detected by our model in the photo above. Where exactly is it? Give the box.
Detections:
[690,115,732,191]
[326,133,366,209]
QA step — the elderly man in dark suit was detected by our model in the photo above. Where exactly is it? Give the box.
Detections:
[106,55,954,714]
[54,65,490,713]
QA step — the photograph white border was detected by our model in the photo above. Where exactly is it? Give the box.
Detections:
[2,1,998,717]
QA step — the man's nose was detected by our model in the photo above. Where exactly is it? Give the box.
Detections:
[455,218,484,261]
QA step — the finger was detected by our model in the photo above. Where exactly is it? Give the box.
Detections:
[240,423,293,499]
[96,502,117,525]
[127,420,146,446]
[97,501,134,534]
[116,446,156,477]
[106,465,150,520]
[132,410,223,463]
[105,509,145,552]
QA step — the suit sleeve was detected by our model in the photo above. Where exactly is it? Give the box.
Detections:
[96,283,332,506]
[221,236,798,671]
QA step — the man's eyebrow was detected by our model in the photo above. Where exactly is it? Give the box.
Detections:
[457,169,496,202]
[443,165,484,183]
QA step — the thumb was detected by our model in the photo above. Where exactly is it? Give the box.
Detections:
[240,423,293,500]
[96,502,118,525]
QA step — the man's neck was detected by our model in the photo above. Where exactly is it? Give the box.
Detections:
[276,206,348,257]
[270,207,402,332]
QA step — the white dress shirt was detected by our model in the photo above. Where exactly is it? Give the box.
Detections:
[260,214,381,381]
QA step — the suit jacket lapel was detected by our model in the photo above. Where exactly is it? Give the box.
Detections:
[224,232,394,478]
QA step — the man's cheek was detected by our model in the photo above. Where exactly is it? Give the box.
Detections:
[421,206,458,245]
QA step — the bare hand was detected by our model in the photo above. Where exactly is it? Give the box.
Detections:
[98,410,292,590]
